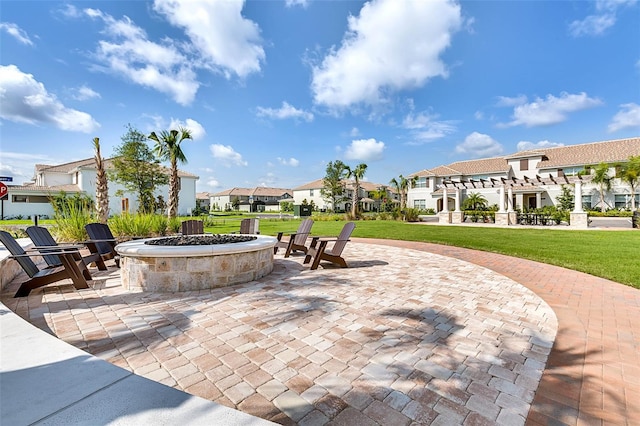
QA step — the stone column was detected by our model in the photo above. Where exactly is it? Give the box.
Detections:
[451,188,464,224]
[571,180,588,228]
[439,187,451,223]
[495,185,509,225]
[536,192,542,209]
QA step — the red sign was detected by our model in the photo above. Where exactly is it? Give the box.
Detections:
[0,182,8,200]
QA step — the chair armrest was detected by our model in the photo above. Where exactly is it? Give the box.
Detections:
[12,248,81,258]
[29,244,84,251]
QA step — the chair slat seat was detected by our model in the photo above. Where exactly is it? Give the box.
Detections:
[304,222,356,270]
[274,219,314,257]
[85,223,120,268]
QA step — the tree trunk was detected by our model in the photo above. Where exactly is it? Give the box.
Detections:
[168,160,179,219]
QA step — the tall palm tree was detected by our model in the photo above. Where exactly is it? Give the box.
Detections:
[591,162,612,213]
[372,186,388,212]
[149,128,193,219]
[344,163,367,218]
[621,155,640,211]
[389,174,417,210]
[92,137,109,224]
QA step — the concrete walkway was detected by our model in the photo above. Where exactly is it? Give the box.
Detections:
[1,239,638,425]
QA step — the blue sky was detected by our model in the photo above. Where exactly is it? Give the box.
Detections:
[1,0,639,191]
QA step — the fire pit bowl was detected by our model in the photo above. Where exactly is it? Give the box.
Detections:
[115,234,277,292]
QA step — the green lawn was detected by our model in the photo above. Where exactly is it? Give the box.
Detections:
[207,218,640,289]
[2,216,638,288]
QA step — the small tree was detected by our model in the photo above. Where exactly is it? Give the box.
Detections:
[92,137,109,224]
[389,174,417,210]
[149,127,193,219]
[110,125,168,214]
[590,162,613,213]
[556,185,574,211]
[621,155,640,211]
[462,192,488,211]
[344,163,368,218]
[321,160,348,212]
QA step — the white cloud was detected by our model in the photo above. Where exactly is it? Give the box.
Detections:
[344,138,385,161]
[349,127,360,137]
[474,111,484,120]
[72,85,101,101]
[0,65,99,133]
[285,0,310,8]
[0,22,34,46]
[84,8,199,105]
[311,0,462,109]
[502,92,602,127]
[455,132,503,158]
[256,102,314,122]
[569,0,636,37]
[209,144,247,166]
[277,157,300,167]
[402,111,456,145]
[495,95,528,107]
[169,118,206,140]
[608,103,640,132]
[516,140,565,151]
[152,0,264,79]
[206,177,221,188]
[0,151,66,184]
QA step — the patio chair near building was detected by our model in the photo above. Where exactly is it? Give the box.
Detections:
[25,226,107,273]
[274,218,314,257]
[304,222,356,270]
[0,230,91,297]
[84,223,120,268]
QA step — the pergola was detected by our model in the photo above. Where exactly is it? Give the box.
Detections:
[435,173,593,227]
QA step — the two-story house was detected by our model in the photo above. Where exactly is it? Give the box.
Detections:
[407,138,639,213]
[0,158,198,219]
[210,187,293,212]
[292,179,398,212]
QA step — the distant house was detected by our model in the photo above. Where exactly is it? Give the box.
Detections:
[0,158,199,219]
[210,187,293,212]
[196,192,211,212]
[292,179,398,212]
[407,138,640,213]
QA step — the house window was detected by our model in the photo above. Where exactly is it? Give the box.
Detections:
[12,195,27,203]
[414,199,426,209]
[520,159,529,171]
[414,177,428,188]
[582,194,592,208]
[121,198,130,213]
[310,189,314,196]
[614,194,640,208]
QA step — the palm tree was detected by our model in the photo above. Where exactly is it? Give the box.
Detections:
[372,186,388,212]
[92,137,109,224]
[389,174,417,210]
[621,155,640,211]
[149,128,193,219]
[591,162,612,213]
[462,192,488,210]
[344,163,367,218]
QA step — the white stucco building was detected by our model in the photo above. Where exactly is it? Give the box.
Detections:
[292,179,398,212]
[0,158,199,219]
[210,187,293,213]
[407,138,640,214]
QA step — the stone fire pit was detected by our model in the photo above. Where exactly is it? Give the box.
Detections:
[115,234,277,292]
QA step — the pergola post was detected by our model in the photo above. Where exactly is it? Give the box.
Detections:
[439,186,451,223]
[571,179,588,228]
[495,185,510,225]
[451,187,464,224]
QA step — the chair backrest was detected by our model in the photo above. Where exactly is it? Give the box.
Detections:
[293,219,314,245]
[328,222,356,256]
[181,220,204,235]
[0,230,40,278]
[85,223,116,255]
[26,226,61,267]
[240,218,259,234]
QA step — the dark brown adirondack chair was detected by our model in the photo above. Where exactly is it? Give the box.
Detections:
[84,223,120,268]
[304,222,356,270]
[26,226,107,273]
[274,218,314,257]
[0,230,91,297]
[239,218,260,234]
[181,219,204,235]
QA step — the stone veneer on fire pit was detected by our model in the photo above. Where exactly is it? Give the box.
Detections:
[115,234,277,292]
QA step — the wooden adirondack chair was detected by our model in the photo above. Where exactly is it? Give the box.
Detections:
[0,230,91,297]
[274,218,314,257]
[26,226,107,273]
[181,220,204,235]
[303,222,356,270]
[239,218,260,234]
[84,223,120,268]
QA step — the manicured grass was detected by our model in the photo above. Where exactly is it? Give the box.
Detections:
[3,216,638,288]
[208,218,640,289]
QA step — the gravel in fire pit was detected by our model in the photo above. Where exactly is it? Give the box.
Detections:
[145,235,257,246]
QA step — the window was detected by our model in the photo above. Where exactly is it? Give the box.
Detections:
[615,194,640,208]
[414,199,426,209]
[414,177,429,188]
[310,189,314,196]
[581,194,592,208]
[520,159,529,171]
[12,195,27,203]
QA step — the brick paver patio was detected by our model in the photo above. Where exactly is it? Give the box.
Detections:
[2,239,638,425]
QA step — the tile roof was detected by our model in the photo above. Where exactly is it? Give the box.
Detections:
[4,184,81,193]
[34,157,199,178]
[408,137,639,177]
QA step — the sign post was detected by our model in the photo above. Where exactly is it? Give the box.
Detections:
[0,182,7,220]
